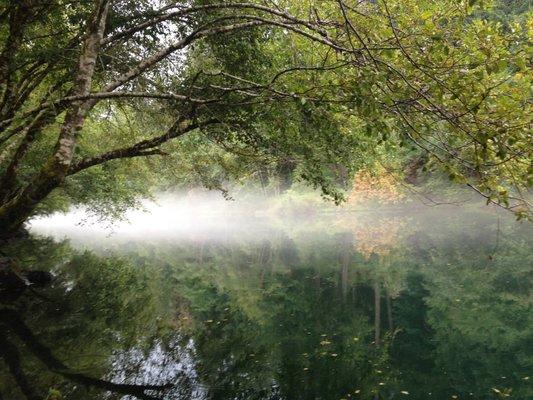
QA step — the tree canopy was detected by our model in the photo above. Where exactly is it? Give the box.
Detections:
[0,0,531,235]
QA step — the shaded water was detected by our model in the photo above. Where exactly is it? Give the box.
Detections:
[1,201,532,399]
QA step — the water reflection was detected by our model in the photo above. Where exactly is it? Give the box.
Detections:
[1,205,532,399]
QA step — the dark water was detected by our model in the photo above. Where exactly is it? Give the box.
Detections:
[1,205,532,400]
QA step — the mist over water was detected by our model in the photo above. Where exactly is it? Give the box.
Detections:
[28,190,522,246]
[29,192,284,244]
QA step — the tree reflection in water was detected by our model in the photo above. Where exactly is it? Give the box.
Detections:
[0,207,531,399]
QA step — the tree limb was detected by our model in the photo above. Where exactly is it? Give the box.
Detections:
[68,118,219,175]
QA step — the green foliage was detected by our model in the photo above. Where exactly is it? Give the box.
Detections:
[0,0,530,227]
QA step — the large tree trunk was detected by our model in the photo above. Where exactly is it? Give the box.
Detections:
[0,164,69,236]
[0,1,109,237]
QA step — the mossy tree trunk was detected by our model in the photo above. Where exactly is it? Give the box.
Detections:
[0,0,110,237]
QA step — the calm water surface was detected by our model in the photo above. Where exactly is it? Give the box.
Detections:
[1,203,532,399]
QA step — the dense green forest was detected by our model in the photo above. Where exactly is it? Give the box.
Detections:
[0,1,532,399]
[0,0,531,235]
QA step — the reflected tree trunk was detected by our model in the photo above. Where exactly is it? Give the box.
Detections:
[314,274,321,295]
[196,240,204,265]
[340,262,348,301]
[0,335,40,400]
[0,310,174,400]
[374,281,381,346]
[339,232,353,302]
[386,291,393,331]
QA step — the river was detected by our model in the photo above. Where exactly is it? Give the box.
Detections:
[1,198,531,399]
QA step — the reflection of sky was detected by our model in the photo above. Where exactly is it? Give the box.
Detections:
[109,338,207,400]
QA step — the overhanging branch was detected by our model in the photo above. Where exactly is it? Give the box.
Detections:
[68,118,219,175]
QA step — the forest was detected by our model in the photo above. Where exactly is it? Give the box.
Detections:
[0,0,531,233]
[0,1,532,400]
